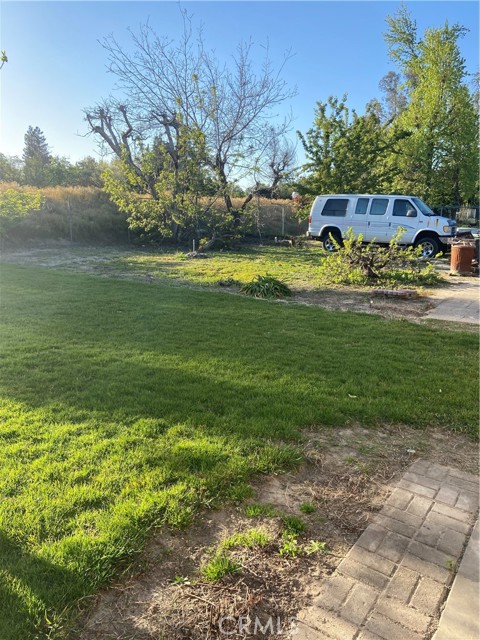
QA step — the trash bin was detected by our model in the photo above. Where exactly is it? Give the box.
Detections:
[451,242,475,274]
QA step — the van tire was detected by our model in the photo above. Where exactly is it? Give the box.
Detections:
[414,236,440,259]
[322,232,342,252]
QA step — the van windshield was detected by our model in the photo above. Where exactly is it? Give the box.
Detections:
[412,198,435,216]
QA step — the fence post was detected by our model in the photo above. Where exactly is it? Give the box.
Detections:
[67,197,73,242]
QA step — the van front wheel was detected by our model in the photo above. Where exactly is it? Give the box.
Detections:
[414,236,440,259]
[322,232,342,252]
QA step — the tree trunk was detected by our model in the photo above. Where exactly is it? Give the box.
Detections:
[197,233,219,252]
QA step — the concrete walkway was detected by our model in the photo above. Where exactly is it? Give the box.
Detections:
[433,520,479,640]
[425,277,479,324]
[293,460,479,639]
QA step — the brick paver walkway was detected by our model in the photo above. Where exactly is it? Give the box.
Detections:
[293,460,479,640]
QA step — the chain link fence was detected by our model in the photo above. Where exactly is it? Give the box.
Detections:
[434,205,479,225]
[248,201,307,239]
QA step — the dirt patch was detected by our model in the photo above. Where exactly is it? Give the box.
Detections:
[293,288,437,321]
[74,426,477,640]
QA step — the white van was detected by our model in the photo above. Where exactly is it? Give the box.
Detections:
[307,194,457,258]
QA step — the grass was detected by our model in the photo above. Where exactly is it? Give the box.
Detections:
[0,263,478,638]
[299,502,316,514]
[202,527,270,585]
[220,528,270,550]
[107,243,446,292]
[109,244,327,289]
[200,555,241,582]
[244,503,279,518]
[281,516,306,535]
[1,183,128,245]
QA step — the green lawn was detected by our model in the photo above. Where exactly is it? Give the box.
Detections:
[0,263,478,639]
[108,244,329,289]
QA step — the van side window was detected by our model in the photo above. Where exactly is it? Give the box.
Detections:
[355,198,369,215]
[370,198,388,215]
[322,198,349,216]
[393,199,416,216]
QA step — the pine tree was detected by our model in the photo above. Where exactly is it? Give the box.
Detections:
[22,126,51,186]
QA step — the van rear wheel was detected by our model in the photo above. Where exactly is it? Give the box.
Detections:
[322,232,342,252]
[414,236,440,259]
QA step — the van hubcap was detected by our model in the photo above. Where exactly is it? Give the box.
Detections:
[323,237,338,252]
[419,241,435,258]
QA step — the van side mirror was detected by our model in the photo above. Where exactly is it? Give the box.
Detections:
[406,209,417,218]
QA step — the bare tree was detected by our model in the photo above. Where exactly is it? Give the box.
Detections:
[84,12,296,236]
[242,129,296,204]
[379,71,408,121]
[85,102,160,199]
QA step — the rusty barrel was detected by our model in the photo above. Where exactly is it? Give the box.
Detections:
[450,242,475,274]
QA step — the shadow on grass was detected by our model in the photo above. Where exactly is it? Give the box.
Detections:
[0,262,478,436]
[0,531,77,640]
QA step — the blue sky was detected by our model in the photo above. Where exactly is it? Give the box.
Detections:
[1,1,478,163]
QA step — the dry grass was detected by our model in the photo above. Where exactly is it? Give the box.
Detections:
[1,183,128,244]
[1,184,304,245]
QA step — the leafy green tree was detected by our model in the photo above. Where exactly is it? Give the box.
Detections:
[22,126,51,187]
[71,157,108,187]
[297,96,350,195]
[0,154,22,183]
[297,96,398,198]
[298,9,477,208]
[45,156,75,186]
[102,122,225,241]
[385,7,479,205]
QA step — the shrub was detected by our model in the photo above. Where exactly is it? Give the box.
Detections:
[0,184,44,238]
[241,274,292,298]
[318,228,441,287]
